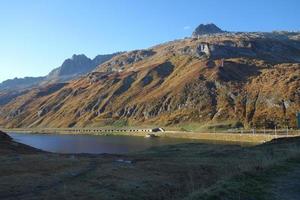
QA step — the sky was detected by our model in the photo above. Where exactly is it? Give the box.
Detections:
[0,0,299,82]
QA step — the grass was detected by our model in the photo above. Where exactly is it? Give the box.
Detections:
[1,133,300,199]
[176,121,244,132]
[186,158,300,200]
[183,139,300,200]
[111,119,128,127]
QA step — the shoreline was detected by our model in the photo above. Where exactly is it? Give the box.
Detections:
[4,128,300,144]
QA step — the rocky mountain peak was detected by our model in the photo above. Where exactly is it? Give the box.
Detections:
[192,23,225,37]
[0,52,119,92]
[71,54,89,60]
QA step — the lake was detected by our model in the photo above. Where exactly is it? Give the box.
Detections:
[8,132,199,154]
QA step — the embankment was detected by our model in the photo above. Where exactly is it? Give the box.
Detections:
[4,128,300,144]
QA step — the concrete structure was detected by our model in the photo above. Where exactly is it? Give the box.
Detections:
[68,128,153,133]
[3,127,168,135]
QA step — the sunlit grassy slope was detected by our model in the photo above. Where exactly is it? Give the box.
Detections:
[0,32,299,129]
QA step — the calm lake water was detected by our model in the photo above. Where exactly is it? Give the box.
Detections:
[8,132,199,154]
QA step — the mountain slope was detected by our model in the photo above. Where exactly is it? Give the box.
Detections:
[0,28,299,129]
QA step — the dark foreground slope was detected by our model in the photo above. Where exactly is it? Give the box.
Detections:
[1,130,300,200]
[0,130,42,154]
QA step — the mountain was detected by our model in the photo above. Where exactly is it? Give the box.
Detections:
[0,24,299,129]
[0,77,44,91]
[45,54,95,83]
[44,53,120,84]
[192,23,225,37]
[0,53,119,91]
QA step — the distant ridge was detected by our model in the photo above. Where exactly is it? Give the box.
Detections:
[0,76,44,91]
[0,53,119,91]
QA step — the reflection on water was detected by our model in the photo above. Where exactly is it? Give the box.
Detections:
[8,132,200,154]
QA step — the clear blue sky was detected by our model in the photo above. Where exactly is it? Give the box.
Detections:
[0,0,299,82]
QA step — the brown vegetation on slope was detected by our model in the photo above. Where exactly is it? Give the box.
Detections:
[0,33,299,128]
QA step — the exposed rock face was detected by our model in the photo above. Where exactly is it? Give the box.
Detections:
[192,23,225,37]
[98,50,156,73]
[0,30,299,129]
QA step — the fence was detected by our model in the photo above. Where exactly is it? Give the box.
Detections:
[209,128,300,136]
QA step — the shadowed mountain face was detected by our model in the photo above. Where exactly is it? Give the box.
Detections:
[0,53,119,91]
[45,54,95,83]
[44,53,120,83]
[0,26,299,129]
[192,23,225,37]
